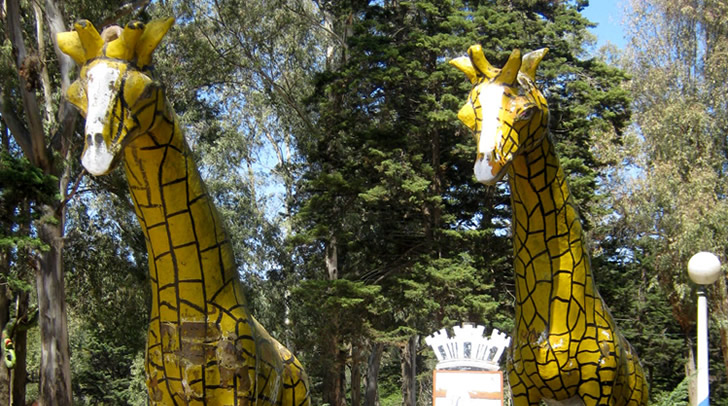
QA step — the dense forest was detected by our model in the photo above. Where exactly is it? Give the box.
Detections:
[1,0,728,405]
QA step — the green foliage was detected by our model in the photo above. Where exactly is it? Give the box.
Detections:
[293,279,382,340]
[0,152,57,253]
[62,186,148,404]
[290,1,633,404]
[652,376,690,406]
[593,0,728,402]
[0,1,688,405]
[0,151,56,396]
[70,328,145,406]
[379,389,403,406]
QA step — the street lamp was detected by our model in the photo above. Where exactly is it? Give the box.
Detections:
[687,252,722,406]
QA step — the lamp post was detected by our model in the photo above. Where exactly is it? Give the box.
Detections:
[687,252,722,406]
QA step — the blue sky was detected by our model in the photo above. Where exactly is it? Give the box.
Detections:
[582,1,627,49]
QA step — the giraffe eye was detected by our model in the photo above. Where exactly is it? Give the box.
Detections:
[138,82,157,100]
[516,106,537,121]
[123,72,155,106]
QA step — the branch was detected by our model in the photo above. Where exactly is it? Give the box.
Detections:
[0,85,32,157]
[44,0,78,159]
[99,0,151,27]
[34,1,54,125]
[57,169,86,214]
[6,0,49,170]
[43,0,72,91]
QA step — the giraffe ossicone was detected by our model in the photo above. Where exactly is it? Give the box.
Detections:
[58,18,310,405]
[452,45,649,406]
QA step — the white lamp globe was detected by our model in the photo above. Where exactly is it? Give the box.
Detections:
[687,252,722,285]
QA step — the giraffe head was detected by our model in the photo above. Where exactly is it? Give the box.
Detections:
[451,45,549,184]
[57,18,174,176]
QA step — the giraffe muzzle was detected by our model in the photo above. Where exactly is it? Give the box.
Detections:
[82,133,116,176]
[474,152,505,184]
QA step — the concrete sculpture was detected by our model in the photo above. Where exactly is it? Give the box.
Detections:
[451,45,648,406]
[58,18,310,405]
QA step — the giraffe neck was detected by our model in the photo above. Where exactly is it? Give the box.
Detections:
[506,134,595,328]
[122,109,248,323]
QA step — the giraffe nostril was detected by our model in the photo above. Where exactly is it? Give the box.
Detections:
[94,133,104,146]
[86,134,93,145]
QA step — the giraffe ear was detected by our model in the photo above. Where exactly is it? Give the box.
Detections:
[520,48,549,81]
[135,17,175,68]
[57,31,85,65]
[450,56,478,84]
[66,79,88,116]
[57,19,103,65]
[499,49,522,85]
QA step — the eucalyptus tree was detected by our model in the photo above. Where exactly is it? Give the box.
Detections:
[142,0,337,325]
[0,152,57,405]
[3,1,86,403]
[0,0,163,403]
[1,1,331,404]
[603,0,728,402]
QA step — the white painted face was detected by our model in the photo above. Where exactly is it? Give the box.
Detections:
[81,63,121,176]
[473,83,505,184]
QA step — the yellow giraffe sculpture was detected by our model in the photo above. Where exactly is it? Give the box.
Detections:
[57,19,310,406]
[451,45,648,406]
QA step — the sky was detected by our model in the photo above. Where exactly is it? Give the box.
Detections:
[582,0,628,49]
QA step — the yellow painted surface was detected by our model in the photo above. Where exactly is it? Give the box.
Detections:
[59,19,310,405]
[452,45,648,406]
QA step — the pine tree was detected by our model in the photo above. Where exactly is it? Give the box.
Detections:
[293,1,632,404]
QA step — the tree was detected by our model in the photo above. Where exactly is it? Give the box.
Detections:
[1,1,152,404]
[2,1,79,403]
[0,152,55,405]
[602,0,728,402]
[0,1,640,404]
[62,182,149,405]
[292,1,632,405]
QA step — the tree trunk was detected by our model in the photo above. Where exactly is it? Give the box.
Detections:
[351,342,362,406]
[5,0,76,402]
[338,348,347,406]
[0,126,9,406]
[365,342,383,406]
[36,213,72,406]
[686,344,697,406]
[400,335,418,406]
[323,331,347,406]
[323,237,346,406]
[11,292,29,406]
[0,252,10,405]
[715,277,728,387]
